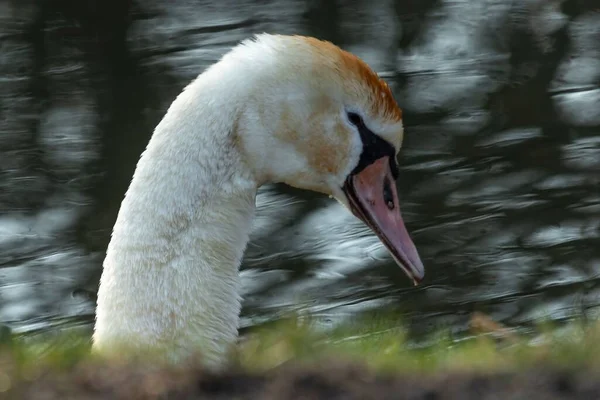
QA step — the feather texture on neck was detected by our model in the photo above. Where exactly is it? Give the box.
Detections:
[93,69,259,367]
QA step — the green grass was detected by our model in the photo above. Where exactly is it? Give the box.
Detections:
[235,314,600,373]
[1,313,600,382]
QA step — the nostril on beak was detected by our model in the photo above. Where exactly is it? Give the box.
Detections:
[383,177,394,210]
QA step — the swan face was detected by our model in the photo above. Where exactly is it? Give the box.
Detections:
[236,35,425,283]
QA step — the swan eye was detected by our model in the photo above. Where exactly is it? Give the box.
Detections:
[347,112,364,127]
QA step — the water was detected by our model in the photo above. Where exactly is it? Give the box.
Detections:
[0,0,599,344]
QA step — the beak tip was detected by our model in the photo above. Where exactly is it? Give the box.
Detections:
[392,254,425,288]
[408,260,425,286]
[412,270,424,286]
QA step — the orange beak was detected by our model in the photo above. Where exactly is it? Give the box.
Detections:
[342,156,425,285]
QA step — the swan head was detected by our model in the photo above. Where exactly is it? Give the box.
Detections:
[230,34,425,284]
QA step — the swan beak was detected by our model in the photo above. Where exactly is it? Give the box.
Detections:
[342,156,425,285]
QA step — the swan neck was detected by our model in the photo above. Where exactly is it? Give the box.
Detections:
[93,88,258,366]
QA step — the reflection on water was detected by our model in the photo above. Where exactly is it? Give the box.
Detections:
[0,0,599,344]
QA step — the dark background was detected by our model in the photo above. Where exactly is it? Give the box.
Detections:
[0,0,598,344]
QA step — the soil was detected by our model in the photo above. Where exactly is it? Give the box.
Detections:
[4,361,599,400]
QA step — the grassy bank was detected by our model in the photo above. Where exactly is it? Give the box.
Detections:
[1,313,600,399]
[237,313,600,373]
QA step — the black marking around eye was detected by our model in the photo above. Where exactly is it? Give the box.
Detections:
[347,112,363,127]
[350,117,399,179]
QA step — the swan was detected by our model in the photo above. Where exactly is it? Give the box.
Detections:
[93,34,425,368]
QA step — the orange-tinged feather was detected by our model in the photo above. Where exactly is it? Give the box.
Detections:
[299,36,403,122]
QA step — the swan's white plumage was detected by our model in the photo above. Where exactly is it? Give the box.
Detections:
[93,33,405,368]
